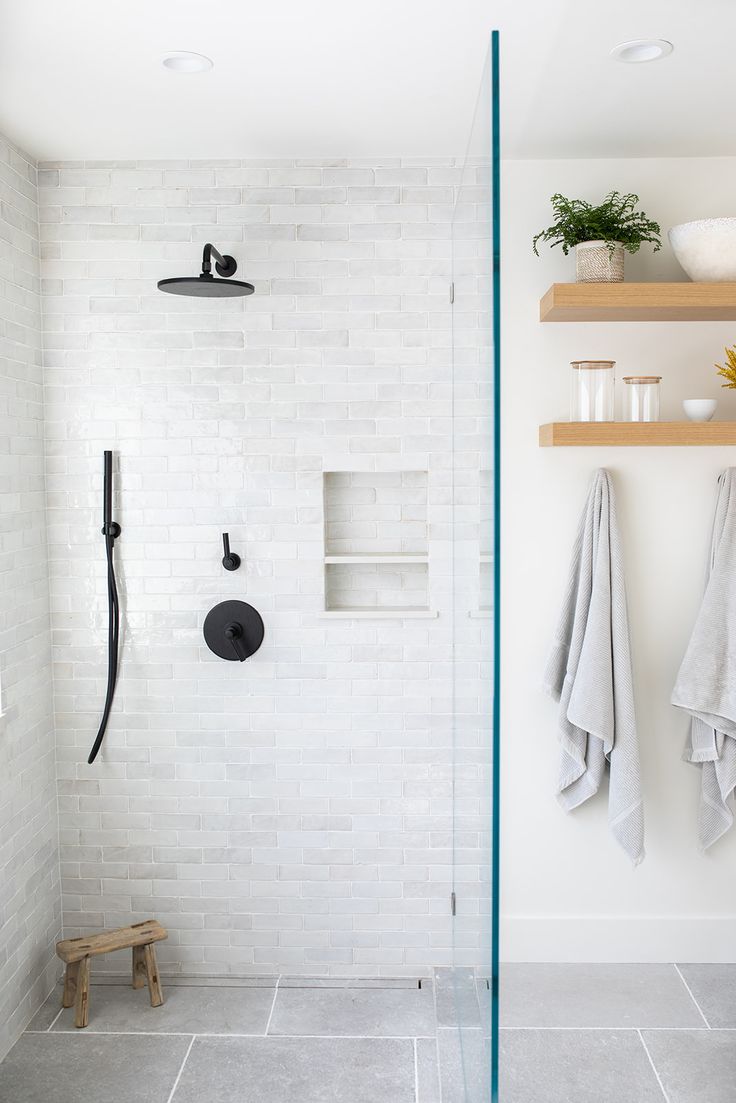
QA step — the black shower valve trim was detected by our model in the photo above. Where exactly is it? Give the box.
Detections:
[221,532,241,572]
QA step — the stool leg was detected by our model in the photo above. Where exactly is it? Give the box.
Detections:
[132,945,146,990]
[62,962,79,1008]
[143,943,164,1007]
[74,956,91,1028]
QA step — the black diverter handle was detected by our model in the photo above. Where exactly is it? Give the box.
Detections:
[203,600,264,662]
[221,532,241,572]
[225,621,248,662]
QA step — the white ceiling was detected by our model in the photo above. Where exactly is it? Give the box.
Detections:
[0,0,735,161]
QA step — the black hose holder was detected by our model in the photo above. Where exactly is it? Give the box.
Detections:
[204,600,264,662]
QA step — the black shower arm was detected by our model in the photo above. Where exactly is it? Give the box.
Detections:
[201,243,227,275]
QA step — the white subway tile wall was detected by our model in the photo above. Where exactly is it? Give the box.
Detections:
[0,135,61,1060]
[38,158,491,976]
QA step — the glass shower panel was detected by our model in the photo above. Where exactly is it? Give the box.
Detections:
[445,32,498,1103]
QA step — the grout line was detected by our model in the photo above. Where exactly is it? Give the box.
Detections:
[638,1030,671,1103]
[413,1037,419,1103]
[46,1007,65,1033]
[264,974,281,1036]
[25,1030,195,1037]
[165,1034,196,1103]
[24,1024,736,1038]
[673,965,711,1028]
[495,1025,720,1033]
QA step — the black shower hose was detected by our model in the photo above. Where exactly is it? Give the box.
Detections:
[87,530,120,764]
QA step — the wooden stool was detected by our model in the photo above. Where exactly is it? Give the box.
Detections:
[55,919,168,1028]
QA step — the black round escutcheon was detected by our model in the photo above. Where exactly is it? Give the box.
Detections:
[204,600,264,661]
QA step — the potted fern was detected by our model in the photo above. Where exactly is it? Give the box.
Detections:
[533,191,662,282]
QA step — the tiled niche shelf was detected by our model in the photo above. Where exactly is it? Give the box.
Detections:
[539,282,736,322]
[322,471,436,619]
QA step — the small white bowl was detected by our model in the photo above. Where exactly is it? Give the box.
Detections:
[683,398,717,422]
[669,219,736,281]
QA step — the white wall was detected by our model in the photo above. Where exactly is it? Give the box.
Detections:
[38,157,490,976]
[501,156,736,962]
[0,134,61,1060]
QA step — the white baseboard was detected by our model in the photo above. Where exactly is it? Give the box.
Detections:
[502,915,736,963]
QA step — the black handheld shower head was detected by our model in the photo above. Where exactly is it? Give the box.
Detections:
[157,242,255,298]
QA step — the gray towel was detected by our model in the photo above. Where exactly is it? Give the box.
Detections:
[672,468,736,850]
[544,469,644,865]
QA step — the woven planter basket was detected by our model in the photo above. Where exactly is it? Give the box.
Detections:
[575,240,625,283]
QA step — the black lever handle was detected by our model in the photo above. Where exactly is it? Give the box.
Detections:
[224,621,248,661]
[221,532,241,572]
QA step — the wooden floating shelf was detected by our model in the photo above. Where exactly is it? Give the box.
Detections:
[540,282,736,322]
[324,553,428,564]
[539,421,736,447]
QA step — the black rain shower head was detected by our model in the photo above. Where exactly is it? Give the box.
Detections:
[157,242,255,297]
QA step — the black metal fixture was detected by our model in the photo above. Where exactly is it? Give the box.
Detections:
[203,600,264,662]
[157,242,255,298]
[88,450,122,764]
[221,532,241,572]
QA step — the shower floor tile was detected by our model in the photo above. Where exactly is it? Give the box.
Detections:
[641,1029,736,1103]
[437,1028,490,1103]
[267,982,436,1037]
[40,981,276,1035]
[5,967,732,1103]
[416,1036,441,1102]
[0,1032,191,1103]
[168,1035,416,1103]
[499,1029,665,1103]
[434,968,485,1029]
[500,962,704,1028]
[676,964,736,1027]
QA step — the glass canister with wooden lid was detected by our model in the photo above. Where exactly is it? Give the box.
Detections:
[570,360,615,422]
[623,375,661,422]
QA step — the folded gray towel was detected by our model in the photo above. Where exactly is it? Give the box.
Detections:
[544,469,644,865]
[672,468,736,850]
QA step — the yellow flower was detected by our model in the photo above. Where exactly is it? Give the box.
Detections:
[715,345,736,389]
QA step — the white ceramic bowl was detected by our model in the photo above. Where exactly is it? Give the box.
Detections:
[669,219,736,281]
[683,399,717,422]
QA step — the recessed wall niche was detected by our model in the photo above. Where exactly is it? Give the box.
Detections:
[322,471,435,618]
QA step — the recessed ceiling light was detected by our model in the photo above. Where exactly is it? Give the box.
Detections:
[610,39,673,64]
[162,51,213,73]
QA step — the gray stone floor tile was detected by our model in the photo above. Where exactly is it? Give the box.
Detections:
[476,976,493,1032]
[437,1027,491,1103]
[434,968,483,1029]
[25,987,64,1032]
[268,983,436,1036]
[51,982,275,1034]
[434,966,475,990]
[676,964,736,1027]
[416,1037,441,1102]
[0,1032,191,1103]
[501,963,703,1028]
[642,1029,736,1103]
[500,1029,664,1103]
[170,1035,415,1103]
